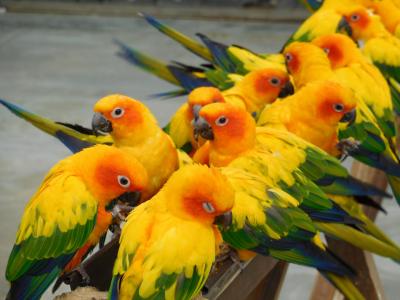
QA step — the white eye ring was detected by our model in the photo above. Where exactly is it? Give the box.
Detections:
[215,116,229,127]
[117,175,130,188]
[111,107,124,118]
[202,202,216,214]
[285,53,293,62]
[350,14,360,22]
[333,103,344,112]
[269,77,281,86]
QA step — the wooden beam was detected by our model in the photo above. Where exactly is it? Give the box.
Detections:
[246,261,289,300]
[205,255,282,300]
[310,163,388,300]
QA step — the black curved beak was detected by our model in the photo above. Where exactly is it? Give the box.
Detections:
[106,191,142,212]
[193,116,214,141]
[337,17,353,37]
[278,81,295,98]
[92,112,112,136]
[117,191,142,207]
[214,211,232,230]
[192,104,202,121]
[340,109,356,125]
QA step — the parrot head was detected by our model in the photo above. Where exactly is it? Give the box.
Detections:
[238,68,294,103]
[165,164,234,226]
[312,34,361,69]
[92,94,158,144]
[300,81,357,126]
[77,145,148,206]
[194,102,256,153]
[283,42,331,88]
[187,87,225,121]
[339,7,381,40]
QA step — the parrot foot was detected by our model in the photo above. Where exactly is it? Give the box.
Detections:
[62,265,91,289]
[111,203,134,223]
[337,138,361,159]
[229,250,247,271]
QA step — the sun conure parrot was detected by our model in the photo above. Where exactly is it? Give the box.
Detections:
[312,33,397,145]
[277,42,400,202]
[255,80,400,244]
[5,145,148,300]
[285,0,377,45]
[194,102,400,261]
[300,0,400,38]
[1,94,180,201]
[109,164,234,300]
[191,102,399,299]
[338,6,400,115]
[164,71,294,152]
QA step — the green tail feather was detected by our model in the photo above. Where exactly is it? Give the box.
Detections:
[315,222,400,260]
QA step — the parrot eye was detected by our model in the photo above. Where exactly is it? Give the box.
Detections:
[323,47,330,54]
[202,202,216,214]
[117,175,131,188]
[269,77,281,86]
[215,116,229,126]
[333,103,345,112]
[111,107,124,118]
[350,14,360,22]
[285,53,293,62]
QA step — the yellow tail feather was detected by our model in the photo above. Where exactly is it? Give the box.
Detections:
[324,272,365,300]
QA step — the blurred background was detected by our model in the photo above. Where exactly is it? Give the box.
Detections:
[0,0,399,299]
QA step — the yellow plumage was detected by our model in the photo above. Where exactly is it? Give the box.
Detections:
[111,165,234,300]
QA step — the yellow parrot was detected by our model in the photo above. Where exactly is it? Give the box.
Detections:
[312,33,396,144]
[339,6,400,114]
[109,164,234,300]
[6,145,148,300]
[276,41,400,203]
[165,70,294,153]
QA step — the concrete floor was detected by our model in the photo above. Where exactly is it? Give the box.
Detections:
[0,12,399,299]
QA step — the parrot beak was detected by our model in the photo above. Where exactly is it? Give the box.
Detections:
[214,211,232,229]
[117,191,142,207]
[278,81,295,98]
[92,112,113,136]
[192,104,202,121]
[340,109,356,125]
[193,116,214,141]
[337,17,353,37]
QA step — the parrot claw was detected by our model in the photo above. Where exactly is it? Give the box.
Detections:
[62,265,91,289]
[111,203,134,223]
[337,138,361,159]
[228,250,246,271]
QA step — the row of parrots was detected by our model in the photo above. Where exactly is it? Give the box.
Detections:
[3,0,400,299]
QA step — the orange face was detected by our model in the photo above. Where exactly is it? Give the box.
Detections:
[249,69,293,101]
[176,165,234,223]
[283,43,303,76]
[343,8,372,39]
[313,82,357,125]
[198,103,250,143]
[82,145,148,205]
[93,94,153,138]
[312,34,358,68]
